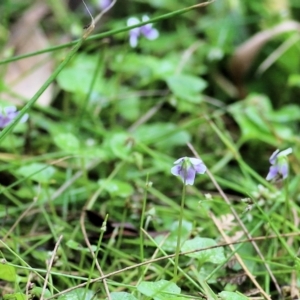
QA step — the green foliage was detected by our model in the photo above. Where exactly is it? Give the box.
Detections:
[1,0,300,299]
[57,54,104,96]
[30,287,52,299]
[53,133,81,153]
[3,293,26,300]
[98,179,134,198]
[229,94,300,144]
[137,280,183,300]
[181,237,226,264]
[155,220,193,252]
[133,123,190,149]
[0,264,16,282]
[109,292,138,300]
[66,240,97,252]
[16,163,56,183]
[57,289,94,300]
[218,291,249,300]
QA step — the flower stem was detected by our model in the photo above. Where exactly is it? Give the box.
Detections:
[284,178,289,232]
[174,183,186,279]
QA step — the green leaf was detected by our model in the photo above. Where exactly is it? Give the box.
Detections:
[229,94,296,144]
[4,293,26,300]
[53,133,80,153]
[166,74,207,103]
[155,221,192,252]
[109,292,138,300]
[110,54,176,84]
[270,105,300,122]
[0,264,16,282]
[218,291,249,300]
[181,237,226,264]
[57,288,94,300]
[16,163,56,184]
[98,179,134,198]
[57,54,103,95]
[133,123,190,149]
[31,287,52,298]
[117,97,140,121]
[288,73,300,87]
[103,132,133,160]
[228,94,275,144]
[137,280,182,300]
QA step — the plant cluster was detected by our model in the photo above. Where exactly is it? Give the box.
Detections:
[0,0,299,299]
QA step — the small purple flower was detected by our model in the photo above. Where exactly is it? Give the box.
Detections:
[266,148,292,181]
[0,106,28,129]
[127,15,159,48]
[171,157,207,185]
[98,0,112,10]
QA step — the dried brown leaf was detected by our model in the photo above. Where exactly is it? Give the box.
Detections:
[244,288,261,296]
[3,2,54,107]
[228,20,300,97]
[218,272,247,285]
[217,213,236,231]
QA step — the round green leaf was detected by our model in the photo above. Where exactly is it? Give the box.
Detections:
[53,133,80,153]
[0,264,16,282]
[166,74,207,102]
[4,293,26,300]
[137,280,181,300]
[57,288,94,300]
[16,163,56,184]
[181,237,226,264]
[98,179,134,198]
[109,292,138,300]
[155,220,193,252]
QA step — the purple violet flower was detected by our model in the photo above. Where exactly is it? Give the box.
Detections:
[171,157,207,185]
[98,0,112,10]
[0,106,28,129]
[127,15,159,48]
[266,148,292,181]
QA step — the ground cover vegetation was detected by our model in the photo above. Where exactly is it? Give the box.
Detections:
[0,0,300,299]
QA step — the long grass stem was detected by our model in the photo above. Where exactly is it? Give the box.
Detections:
[174,183,186,279]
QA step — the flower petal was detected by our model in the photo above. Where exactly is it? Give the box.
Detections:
[98,0,112,10]
[279,163,288,179]
[183,167,196,185]
[193,162,207,174]
[129,35,139,48]
[189,158,203,165]
[269,149,280,165]
[266,165,279,181]
[21,113,29,123]
[127,17,140,26]
[278,147,293,157]
[142,26,159,40]
[173,157,185,165]
[142,15,150,22]
[4,106,17,114]
[171,165,182,176]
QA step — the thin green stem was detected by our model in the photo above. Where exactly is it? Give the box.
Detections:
[284,178,290,232]
[86,214,108,296]
[174,183,186,279]
[0,39,84,145]
[0,1,214,65]
[140,175,150,263]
